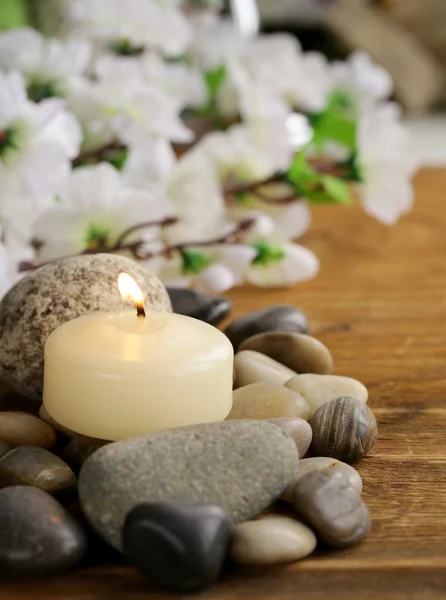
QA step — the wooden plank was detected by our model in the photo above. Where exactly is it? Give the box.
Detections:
[4,168,446,598]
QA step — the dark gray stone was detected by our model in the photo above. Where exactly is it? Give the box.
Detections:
[224,305,309,351]
[62,435,110,475]
[0,486,87,577]
[0,254,172,400]
[123,501,231,593]
[167,288,232,326]
[0,447,77,495]
[0,441,11,459]
[292,468,371,548]
[79,420,298,550]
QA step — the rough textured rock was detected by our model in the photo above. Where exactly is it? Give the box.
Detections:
[167,288,232,326]
[234,350,297,388]
[79,420,298,550]
[0,254,172,400]
[0,486,87,577]
[229,382,310,422]
[224,306,309,351]
[0,412,56,449]
[239,332,333,375]
[123,501,231,593]
[230,516,317,565]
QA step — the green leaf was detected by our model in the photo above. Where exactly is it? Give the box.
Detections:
[204,65,227,105]
[252,242,286,266]
[310,89,357,152]
[181,249,210,275]
[320,175,353,205]
[287,151,314,188]
[0,0,29,29]
[103,147,129,171]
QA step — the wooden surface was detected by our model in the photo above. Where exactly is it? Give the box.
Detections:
[4,168,446,598]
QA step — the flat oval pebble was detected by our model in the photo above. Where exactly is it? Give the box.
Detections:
[62,435,110,475]
[0,447,77,495]
[292,468,371,548]
[0,254,172,400]
[268,418,312,458]
[228,383,310,423]
[239,332,333,375]
[281,457,362,502]
[0,486,87,577]
[310,396,378,463]
[224,305,308,351]
[39,404,77,439]
[79,420,298,550]
[234,350,297,388]
[0,441,11,459]
[286,374,368,417]
[167,288,232,326]
[230,516,316,565]
[123,501,231,593]
[0,411,56,449]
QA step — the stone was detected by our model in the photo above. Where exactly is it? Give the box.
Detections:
[286,374,368,417]
[224,305,309,351]
[228,383,310,422]
[0,254,172,400]
[62,435,110,475]
[282,457,362,502]
[310,396,378,463]
[234,350,297,388]
[0,441,11,459]
[239,332,333,375]
[0,447,77,495]
[0,412,56,449]
[39,404,77,439]
[292,469,371,548]
[268,418,312,458]
[0,486,87,577]
[230,516,317,565]
[123,501,231,593]
[167,288,232,326]
[79,420,298,550]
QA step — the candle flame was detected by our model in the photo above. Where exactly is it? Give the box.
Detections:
[118,273,146,318]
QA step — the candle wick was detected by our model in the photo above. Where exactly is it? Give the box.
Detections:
[137,303,146,318]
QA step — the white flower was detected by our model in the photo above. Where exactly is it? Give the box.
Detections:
[246,242,319,287]
[71,0,191,56]
[0,71,81,209]
[0,28,92,102]
[332,51,393,109]
[32,163,174,262]
[357,103,419,225]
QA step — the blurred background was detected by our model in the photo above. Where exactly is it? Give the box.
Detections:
[2,0,446,165]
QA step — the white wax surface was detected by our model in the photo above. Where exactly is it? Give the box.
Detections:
[43,311,234,440]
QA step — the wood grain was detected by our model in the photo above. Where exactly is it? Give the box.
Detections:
[4,168,446,598]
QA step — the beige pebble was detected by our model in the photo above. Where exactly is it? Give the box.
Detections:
[239,332,333,375]
[282,456,362,502]
[0,411,56,449]
[234,350,297,388]
[268,418,312,457]
[228,383,310,422]
[230,516,317,565]
[286,374,368,417]
[39,405,77,439]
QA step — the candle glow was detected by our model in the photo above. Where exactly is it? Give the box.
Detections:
[118,273,146,318]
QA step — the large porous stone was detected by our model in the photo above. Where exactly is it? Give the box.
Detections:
[0,254,172,400]
[79,420,298,550]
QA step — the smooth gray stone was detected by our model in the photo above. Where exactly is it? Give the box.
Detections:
[167,288,232,326]
[0,441,11,459]
[79,420,298,550]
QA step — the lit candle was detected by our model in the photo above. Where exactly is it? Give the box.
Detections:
[43,274,234,441]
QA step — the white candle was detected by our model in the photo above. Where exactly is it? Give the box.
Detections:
[43,275,233,441]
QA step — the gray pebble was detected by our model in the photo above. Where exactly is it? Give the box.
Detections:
[234,350,297,388]
[0,441,11,459]
[0,412,56,449]
[292,468,371,548]
[0,486,87,577]
[230,516,316,566]
[228,383,310,422]
[268,418,312,458]
[224,306,308,351]
[0,254,172,400]
[282,456,362,502]
[0,447,77,495]
[167,288,232,326]
[239,332,333,375]
[310,396,378,463]
[79,420,298,550]
[62,435,110,475]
